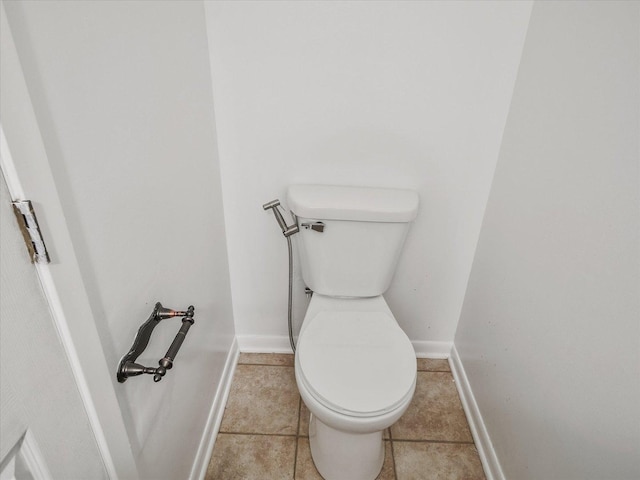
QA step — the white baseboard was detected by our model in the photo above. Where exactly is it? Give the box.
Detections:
[190,338,240,480]
[449,345,504,480]
[236,334,295,354]
[412,340,453,359]
[237,335,452,359]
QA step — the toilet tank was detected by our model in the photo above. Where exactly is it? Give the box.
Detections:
[287,185,419,297]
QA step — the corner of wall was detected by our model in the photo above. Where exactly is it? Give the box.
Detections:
[451,1,534,345]
[189,337,240,480]
[449,345,504,480]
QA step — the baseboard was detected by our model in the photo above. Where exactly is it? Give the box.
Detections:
[236,334,295,354]
[412,340,453,359]
[238,335,452,358]
[449,345,504,480]
[189,338,239,480]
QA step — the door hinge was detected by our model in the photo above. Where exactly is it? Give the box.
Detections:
[11,200,50,264]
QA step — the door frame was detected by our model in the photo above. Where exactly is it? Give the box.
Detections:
[0,4,137,479]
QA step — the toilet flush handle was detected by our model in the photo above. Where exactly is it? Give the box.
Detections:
[301,221,325,233]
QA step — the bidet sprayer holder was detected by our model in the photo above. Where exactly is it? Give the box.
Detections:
[117,303,195,383]
[263,199,299,237]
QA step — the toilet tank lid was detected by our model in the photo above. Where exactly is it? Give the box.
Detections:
[287,185,419,222]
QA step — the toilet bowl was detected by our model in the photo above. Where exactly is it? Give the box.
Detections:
[295,295,416,480]
[288,184,419,480]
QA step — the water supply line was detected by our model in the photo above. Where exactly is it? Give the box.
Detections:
[263,199,299,353]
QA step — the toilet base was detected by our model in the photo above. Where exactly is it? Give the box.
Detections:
[308,412,385,480]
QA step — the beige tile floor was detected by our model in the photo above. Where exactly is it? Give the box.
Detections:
[206,353,485,480]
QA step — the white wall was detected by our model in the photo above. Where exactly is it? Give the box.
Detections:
[205,0,533,351]
[3,1,235,479]
[454,1,640,479]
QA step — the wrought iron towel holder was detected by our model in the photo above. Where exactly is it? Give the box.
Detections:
[117,302,195,383]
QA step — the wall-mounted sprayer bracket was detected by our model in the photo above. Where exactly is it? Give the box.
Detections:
[117,303,195,383]
[263,199,299,237]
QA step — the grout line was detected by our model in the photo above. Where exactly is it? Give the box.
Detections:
[388,428,399,480]
[236,362,295,368]
[293,397,302,478]
[417,370,454,374]
[217,431,298,438]
[295,397,303,437]
[392,438,476,445]
[236,365,451,372]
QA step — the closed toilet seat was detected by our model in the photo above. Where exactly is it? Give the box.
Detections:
[297,310,416,418]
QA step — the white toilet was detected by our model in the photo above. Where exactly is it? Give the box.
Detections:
[288,184,419,480]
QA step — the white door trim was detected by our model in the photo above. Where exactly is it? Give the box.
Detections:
[0,430,53,480]
[0,5,137,478]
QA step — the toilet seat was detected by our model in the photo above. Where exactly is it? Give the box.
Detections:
[297,310,416,418]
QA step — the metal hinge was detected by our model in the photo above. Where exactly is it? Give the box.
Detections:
[12,200,50,264]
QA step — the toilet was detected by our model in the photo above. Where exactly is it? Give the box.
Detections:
[288,184,419,480]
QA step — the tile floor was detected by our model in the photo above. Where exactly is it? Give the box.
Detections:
[206,353,485,479]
